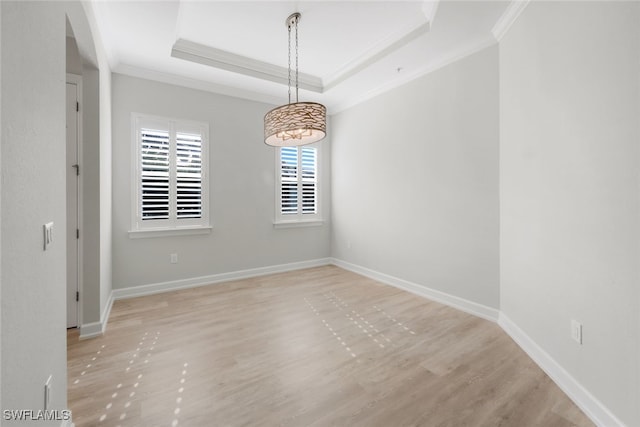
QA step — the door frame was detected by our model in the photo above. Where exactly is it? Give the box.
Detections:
[66,73,83,329]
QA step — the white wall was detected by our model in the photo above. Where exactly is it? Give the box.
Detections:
[331,46,500,309]
[1,1,68,417]
[111,74,331,290]
[499,2,639,425]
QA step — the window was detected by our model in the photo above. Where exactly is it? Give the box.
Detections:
[275,145,322,226]
[130,114,210,237]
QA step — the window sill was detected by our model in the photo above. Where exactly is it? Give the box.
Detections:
[273,220,324,229]
[128,226,212,239]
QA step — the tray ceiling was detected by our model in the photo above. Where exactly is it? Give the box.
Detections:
[89,1,511,112]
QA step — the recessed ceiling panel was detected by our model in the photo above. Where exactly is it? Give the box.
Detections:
[176,1,427,78]
[91,0,511,112]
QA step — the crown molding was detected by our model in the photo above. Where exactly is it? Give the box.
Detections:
[421,0,440,24]
[322,1,438,91]
[332,36,497,114]
[492,0,531,42]
[113,63,283,107]
[323,20,431,92]
[173,8,436,96]
[171,38,324,93]
[116,36,497,116]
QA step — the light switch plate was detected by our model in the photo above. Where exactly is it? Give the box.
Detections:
[43,222,54,251]
[571,319,582,344]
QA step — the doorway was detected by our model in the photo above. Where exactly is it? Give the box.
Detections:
[66,75,81,328]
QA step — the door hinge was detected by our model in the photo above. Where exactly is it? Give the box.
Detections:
[76,229,80,239]
[76,101,79,112]
[72,164,79,176]
[76,291,79,302]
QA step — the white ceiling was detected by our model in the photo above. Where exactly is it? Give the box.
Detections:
[89,1,511,113]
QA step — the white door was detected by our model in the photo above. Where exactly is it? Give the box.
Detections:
[66,81,80,328]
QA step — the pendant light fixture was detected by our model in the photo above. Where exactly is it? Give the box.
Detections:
[264,13,326,146]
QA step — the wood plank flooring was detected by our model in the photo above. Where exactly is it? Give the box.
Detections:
[67,266,594,427]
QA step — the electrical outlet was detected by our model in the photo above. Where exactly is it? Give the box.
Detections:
[43,222,54,251]
[170,253,178,264]
[44,375,52,410]
[571,320,582,344]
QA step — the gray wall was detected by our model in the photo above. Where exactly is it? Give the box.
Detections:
[499,2,639,425]
[65,1,113,330]
[1,1,68,416]
[1,2,636,425]
[99,64,112,322]
[66,36,82,75]
[1,0,112,418]
[331,46,500,309]
[0,0,3,414]
[111,74,331,290]
[80,67,103,325]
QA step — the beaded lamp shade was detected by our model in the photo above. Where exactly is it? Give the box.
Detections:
[264,12,326,147]
[264,102,326,146]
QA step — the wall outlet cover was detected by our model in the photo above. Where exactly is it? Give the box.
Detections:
[44,375,52,410]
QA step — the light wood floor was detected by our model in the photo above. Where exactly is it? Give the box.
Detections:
[68,266,594,427]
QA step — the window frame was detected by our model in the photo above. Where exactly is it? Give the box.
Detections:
[274,143,323,228]
[129,113,211,238]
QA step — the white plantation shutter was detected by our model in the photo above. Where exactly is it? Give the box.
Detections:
[176,132,203,219]
[280,147,298,215]
[132,114,209,233]
[278,146,319,221]
[301,147,317,214]
[140,128,170,220]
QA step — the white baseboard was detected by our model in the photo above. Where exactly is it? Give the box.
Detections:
[78,256,622,427]
[79,321,102,340]
[498,313,626,427]
[60,416,74,427]
[80,259,330,338]
[112,258,332,300]
[79,291,114,340]
[330,258,499,322]
[330,258,623,427]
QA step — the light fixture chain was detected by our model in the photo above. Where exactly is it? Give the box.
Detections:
[295,16,299,103]
[263,12,326,147]
[287,22,292,105]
